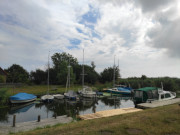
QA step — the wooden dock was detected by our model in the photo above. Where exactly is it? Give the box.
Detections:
[0,115,72,135]
[137,98,180,109]
[78,107,142,120]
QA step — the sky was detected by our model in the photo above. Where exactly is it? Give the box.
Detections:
[0,0,180,78]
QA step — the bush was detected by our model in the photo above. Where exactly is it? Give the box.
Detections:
[0,75,5,83]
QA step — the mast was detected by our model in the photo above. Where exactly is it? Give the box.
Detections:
[113,55,116,87]
[118,58,119,85]
[82,49,84,88]
[68,59,71,88]
[47,51,50,95]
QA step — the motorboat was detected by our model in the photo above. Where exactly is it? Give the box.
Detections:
[133,87,176,103]
[79,86,96,98]
[10,93,37,104]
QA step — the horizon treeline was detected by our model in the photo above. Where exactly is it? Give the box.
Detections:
[1,52,180,92]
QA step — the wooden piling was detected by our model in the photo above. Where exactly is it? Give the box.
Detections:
[37,115,41,122]
[77,107,79,115]
[13,115,16,127]
[54,113,57,119]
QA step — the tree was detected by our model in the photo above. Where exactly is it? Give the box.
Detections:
[5,64,29,83]
[83,65,99,84]
[0,75,5,83]
[91,61,96,70]
[51,52,78,85]
[30,69,47,84]
[99,66,119,84]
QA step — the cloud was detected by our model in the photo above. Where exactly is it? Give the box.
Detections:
[0,0,180,78]
[135,0,175,13]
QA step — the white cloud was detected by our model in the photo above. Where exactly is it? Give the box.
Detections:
[0,0,180,78]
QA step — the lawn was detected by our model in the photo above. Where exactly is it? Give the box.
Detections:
[14,103,180,135]
[1,84,86,97]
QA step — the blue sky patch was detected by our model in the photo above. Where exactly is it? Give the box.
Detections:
[69,38,81,45]
[68,38,81,49]
[79,5,100,30]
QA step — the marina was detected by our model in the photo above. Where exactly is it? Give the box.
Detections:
[0,96,134,125]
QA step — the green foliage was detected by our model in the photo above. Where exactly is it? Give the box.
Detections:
[99,66,120,83]
[30,69,47,84]
[0,88,9,105]
[51,52,77,85]
[5,64,29,83]
[119,77,180,92]
[0,75,5,83]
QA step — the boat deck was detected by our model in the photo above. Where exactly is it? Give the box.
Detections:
[78,107,142,120]
[137,98,180,109]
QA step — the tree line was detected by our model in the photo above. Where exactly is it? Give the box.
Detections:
[1,52,180,92]
[2,52,119,85]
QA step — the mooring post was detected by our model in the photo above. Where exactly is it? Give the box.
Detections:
[37,115,41,122]
[13,115,16,127]
[54,113,57,119]
[77,107,79,115]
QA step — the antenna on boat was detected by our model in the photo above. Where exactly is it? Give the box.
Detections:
[161,82,163,90]
[113,55,116,87]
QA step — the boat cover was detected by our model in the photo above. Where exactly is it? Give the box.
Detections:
[117,87,131,91]
[10,93,37,101]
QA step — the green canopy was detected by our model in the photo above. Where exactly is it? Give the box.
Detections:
[137,87,158,91]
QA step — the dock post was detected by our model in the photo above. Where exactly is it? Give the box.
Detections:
[37,115,41,122]
[13,115,16,127]
[77,107,79,115]
[54,113,57,119]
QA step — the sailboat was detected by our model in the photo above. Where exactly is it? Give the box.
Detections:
[64,60,78,100]
[106,56,132,95]
[79,49,96,98]
[41,52,54,102]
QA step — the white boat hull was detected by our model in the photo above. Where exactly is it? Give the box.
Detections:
[53,94,64,99]
[41,95,54,101]
[81,93,96,98]
[10,98,37,104]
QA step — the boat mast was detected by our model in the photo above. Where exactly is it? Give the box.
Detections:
[118,58,119,85]
[82,49,84,88]
[113,55,116,87]
[68,59,71,89]
[47,51,50,95]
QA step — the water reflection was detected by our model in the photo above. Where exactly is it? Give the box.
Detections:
[0,97,134,125]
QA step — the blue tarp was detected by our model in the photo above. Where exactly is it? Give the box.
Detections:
[10,93,37,101]
[117,87,132,91]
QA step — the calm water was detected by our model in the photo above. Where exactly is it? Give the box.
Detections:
[0,96,134,125]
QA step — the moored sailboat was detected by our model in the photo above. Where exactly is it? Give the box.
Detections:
[41,52,54,102]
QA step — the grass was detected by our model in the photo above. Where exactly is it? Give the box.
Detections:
[0,84,86,97]
[13,103,180,135]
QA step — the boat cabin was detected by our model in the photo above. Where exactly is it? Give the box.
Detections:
[133,87,176,103]
[133,87,159,103]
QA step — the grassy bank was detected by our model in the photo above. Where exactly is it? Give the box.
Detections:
[14,104,180,135]
[0,85,87,97]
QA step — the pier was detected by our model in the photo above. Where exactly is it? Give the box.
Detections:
[0,115,72,135]
[137,98,180,109]
[78,107,142,120]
